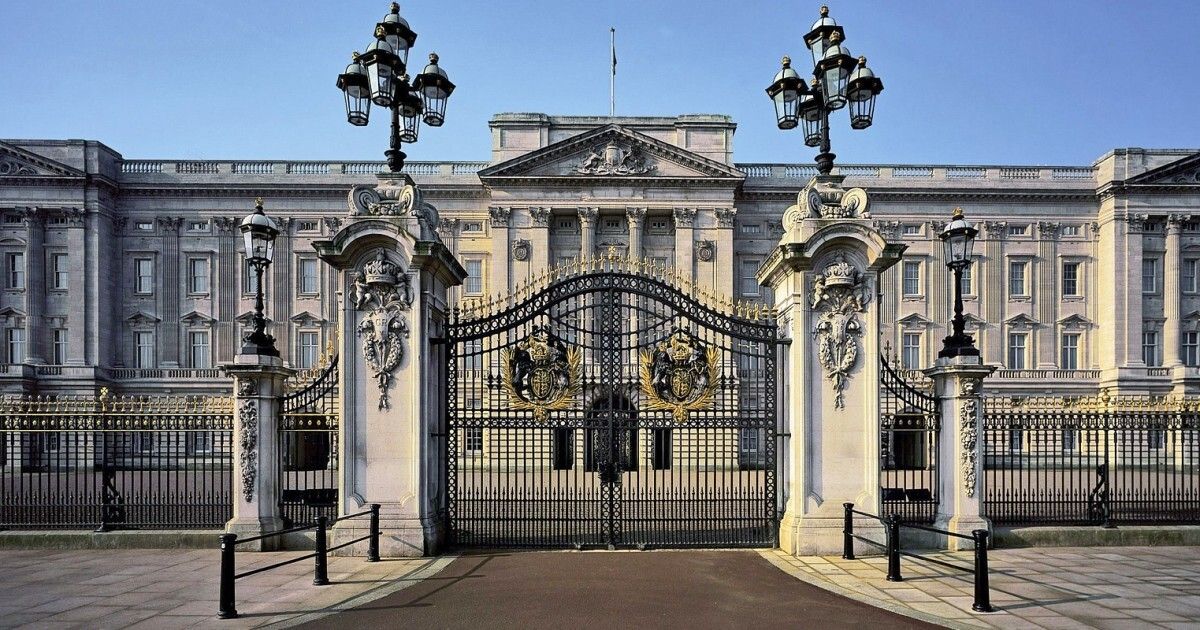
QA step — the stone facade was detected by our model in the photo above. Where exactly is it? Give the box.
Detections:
[2,114,1199,396]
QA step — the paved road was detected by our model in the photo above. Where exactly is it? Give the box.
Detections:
[297,550,937,629]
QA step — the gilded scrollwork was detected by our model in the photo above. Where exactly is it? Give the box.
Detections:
[353,251,412,410]
[812,255,871,409]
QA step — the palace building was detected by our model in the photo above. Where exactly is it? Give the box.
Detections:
[2,113,1199,397]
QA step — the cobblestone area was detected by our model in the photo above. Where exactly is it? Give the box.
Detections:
[0,549,448,629]
[761,546,1200,629]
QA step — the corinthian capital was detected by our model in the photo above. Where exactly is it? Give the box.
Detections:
[577,207,598,224]
[673,207,696,228]
[530,207,552,227]
[488,206,511,228]
[625,207,647,225]
[714,207,737,228]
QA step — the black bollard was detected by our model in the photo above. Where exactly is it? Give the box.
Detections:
[314,516,330,586]
[368,504,381,562]
[885,514,902,582]
[218,533,238,618]
[971,529,993,612]
[842,503,855,560]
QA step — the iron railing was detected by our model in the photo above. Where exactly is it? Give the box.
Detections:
[279,355,340,527]
[0,388,234,529]
[879,355,940,523]
[983,394,1200,525]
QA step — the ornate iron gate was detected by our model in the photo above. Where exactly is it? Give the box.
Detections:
[446,256,779,548]
[879,353,940,523]
[278,354,340,526]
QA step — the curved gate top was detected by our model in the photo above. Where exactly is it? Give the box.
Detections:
[445,253,781,549]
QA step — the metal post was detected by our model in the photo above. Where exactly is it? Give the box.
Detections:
[842,503,855,560]
[368,504,381,562]
[971,529,993,613]
[218,533,238,619]
[885,514,902,582]
[313,516,330,586]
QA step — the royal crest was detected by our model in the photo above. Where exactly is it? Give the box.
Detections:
[640,328,719,423]
[502,326,582,422]
[573,139,656,176]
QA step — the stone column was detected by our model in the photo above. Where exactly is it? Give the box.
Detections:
[489,207,511,296]
[578,207,597,259]
[714,207,737,297]
[925,357,995,550]
[222,355,293,550]
[158,217,183,367]
[1165,215,1187,368]
[1036,222,1060,368]
[673,207,696,282]
[65,208,88,365]
[272,218,293,365]
[19,208,45,364]
[215,217,239,362]
[626,207,646,259]
[981,222,1005,365]
[530,207,551,272]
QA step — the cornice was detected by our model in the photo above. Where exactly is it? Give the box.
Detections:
[737,188,1098,203]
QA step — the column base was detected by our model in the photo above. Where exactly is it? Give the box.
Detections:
[331,514,444,557]
[225,516,286,551]
[933,514,992,551]
[779,509,885,557]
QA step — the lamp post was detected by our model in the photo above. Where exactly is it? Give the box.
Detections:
[938,207,980,358]
[337,2,456,173]
[766,5,883,175]
[240,198,280,357]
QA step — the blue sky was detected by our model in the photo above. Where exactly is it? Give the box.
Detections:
[2,1,1197,165]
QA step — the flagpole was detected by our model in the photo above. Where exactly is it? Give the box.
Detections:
[610,27,616,116]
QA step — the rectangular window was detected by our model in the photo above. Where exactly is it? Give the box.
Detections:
[297,220,318,232]
[1007,333,1027,369]
[603,218,620,230]
[1009,429,1024,452]
[6,328,25,364]
[52,329,68,365]
[1142,331,1160,366]
[464,427,483,453]
[1184,331,1200,367]
[739,223,762,235]
[1007,225,1028,236]
[41,433,61,452]
[51,253,69,290]
[652,428,672,470]
[463,222,484,233]
[960,264,973,295]
[134,331,155,368]
[7,253,24,289]
[189,331,210,368]
[901,333,921,370]
[188,221,208,231]
[1184,259,1198,294]
[1060,333,1079,370]
[464,339,483,371]
[298,258,319,294]
[1061,225,1080,237]
[464,259,483,295]
[187,258,209,294]
[137,432,154,453]
[2,214,21,225]
[1142,258,1158,294]
[741,427,760,453]
[134,258,154,294]
[1061,429,1078,452]
[902,224,921,236]
[1062,262,1080,296]
[190,432,213,454]
[1147,430,1165,449]
[739,259,760,296]
[552,428,574,470]
[649,219,669,232]
[297,332,319,369]
[902,261,921,296]
[242,258,258,294]
[1008,261,1027,296]
[135,221,154,231]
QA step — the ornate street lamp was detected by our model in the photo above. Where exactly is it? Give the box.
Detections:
[938,208,980,358]
[240,198,280,357]
[766,5,883,175]
[337,3,455,173]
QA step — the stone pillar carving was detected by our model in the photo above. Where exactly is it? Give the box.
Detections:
[757,176,902,556]
[981,222,1006,365]
[714,207,737,297]
[18,208,45,364]
[65,208,88,365]
[1036,222,1060,368]
[1165,215,1188,368]
[222,356,293,550]
[489,207,510,296]
[530,207,551,274]
[158,217,184,367]
[673,207,696,282]
[578,207,597,259]
[317,172,466,556]
[626,207,646,260]
[925,357,996,549]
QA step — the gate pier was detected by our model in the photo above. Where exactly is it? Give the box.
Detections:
[315,173,466,556]
[758,176,903,556]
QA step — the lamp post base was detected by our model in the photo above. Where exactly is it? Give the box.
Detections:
[241,332,280,358]
[938,334,980,359]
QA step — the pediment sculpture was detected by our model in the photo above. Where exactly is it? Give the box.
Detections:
[573,139,656,176]
[352,251,413,409]
[811,255,872,409]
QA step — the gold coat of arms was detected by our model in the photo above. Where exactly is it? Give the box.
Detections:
[502,326,582,422]
[640,328,719,422]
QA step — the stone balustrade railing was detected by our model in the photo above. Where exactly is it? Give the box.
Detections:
[994,369,1103,380]
[738,163,1095,183]
[119,160,491,177]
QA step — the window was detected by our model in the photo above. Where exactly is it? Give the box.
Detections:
[2,214,21,225]
[1062,262,1080,296]
[51,253,69,290]
[135,221,154,231]
[242,258,260,294]
[741,427,760,453]
[134,331,155,368]
[1147,430,1165,449]
[1142,258,1158,294]
[297,332,319,369]
[6,253,24,289]
[134,258,153,294]
[650,256,669,270]
[1142,331,1160,366]
[1061,429,1078,452]
[464,259,483,295]
[189,432,213,454]
[189,331,210,368]
[464,427,483,453]
[902,261,921,296]
[1007,333,1027,369]
[1060,333,1079,370]
[6,328,25,363]
[1009,429,1024,452]
[902,224,921,236]
[297,220,318,232]
[1061,225,1080,237]
[463,222,484,233]
[41,434,61,452]
[188,221,208,231]
[1007,224,1028,236]
[652,428,672,470]
[464,339,483,371]
[298,258,319,294]
[552,428,574,470]
[137,432,154,453]
[739,223,762,235]
[52,329,67,365]
[739,259,760,296]
[901,333,921,370]
[187,258,209,294]
[1184,331,1200,367]
[649,218,669,232]
[959,264,973,295]
[1184,259,1198,294]
[1008,261,1027,296]
[603,218,620,230]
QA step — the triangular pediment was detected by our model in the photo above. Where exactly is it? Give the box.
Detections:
[897,313,934,328]
[0,142,85,178]
[1004,313,1040,329]
[1126,152,1200,185]
[1058,314,1093,328]
[180,310,216,325]
[478,125,744,182]
[125,310,161,324]
[1183,309,1200,321]
[963,313,987,330]
[235,311,274,324]
[289,310,325,326]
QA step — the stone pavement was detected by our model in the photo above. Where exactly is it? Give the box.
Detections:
[762,546,1200,629]
[0,549,450,629]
